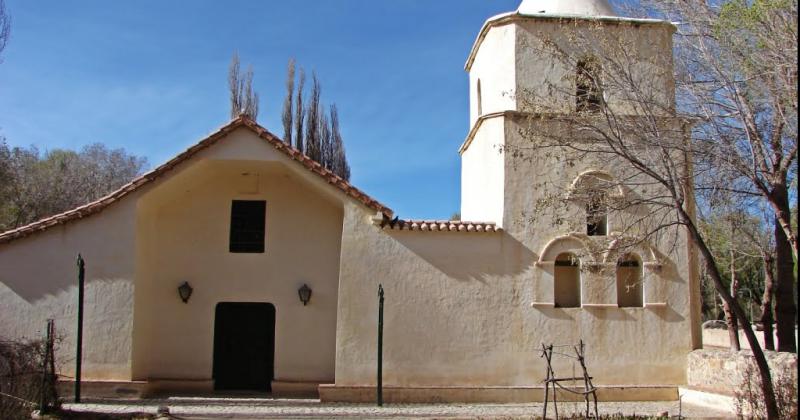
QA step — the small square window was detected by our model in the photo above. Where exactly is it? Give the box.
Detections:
[229,200,266,253]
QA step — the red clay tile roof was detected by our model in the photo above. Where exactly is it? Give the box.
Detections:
[0,116,393,245]
[381,219,501,233]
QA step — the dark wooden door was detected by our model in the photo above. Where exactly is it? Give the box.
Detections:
[213,302,275,391]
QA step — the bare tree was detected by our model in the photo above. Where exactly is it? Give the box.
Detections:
[282,58,296,144]
[655,0,798,353]
[509,2,793,413]
[305,73,322,162]
[319,108,331,169]
[228,52,259,120]
[329,104,350,181]
[294,68,306,153]
[280,61,351,180]
[0,0,10,62]
[739,211,779,351]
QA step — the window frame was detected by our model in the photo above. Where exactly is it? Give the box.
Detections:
[554,252,582,308]
[229,200,267,254]
[616,254,644,308]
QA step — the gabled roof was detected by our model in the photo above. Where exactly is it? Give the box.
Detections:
[0,116,393,245]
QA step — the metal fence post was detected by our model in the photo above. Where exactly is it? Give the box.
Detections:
[75,254,85,403]
[40,319,54,413]
[377,284,384,407]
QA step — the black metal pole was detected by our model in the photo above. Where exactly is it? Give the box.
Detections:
[377,284,384,407]
[75,254,85,403]
[40,319,53,413]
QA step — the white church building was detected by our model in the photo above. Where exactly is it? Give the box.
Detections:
[0,0,700,402]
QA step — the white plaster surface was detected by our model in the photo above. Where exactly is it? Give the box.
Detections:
[460,116,505,225]
[0,191,139,380]
[466,13,675,116]
[469,25,516,127]
[702,326,797,351]
[132,128,345,383]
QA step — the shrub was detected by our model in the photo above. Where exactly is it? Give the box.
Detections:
[0,338,59,419]
[735,359,798,419]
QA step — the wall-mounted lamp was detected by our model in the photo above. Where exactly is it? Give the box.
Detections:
[178,281,193,303]
[298,284,312,306]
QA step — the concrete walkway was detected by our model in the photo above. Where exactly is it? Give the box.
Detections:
[62,397,734,419]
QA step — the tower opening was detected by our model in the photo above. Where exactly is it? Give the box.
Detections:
[576,58,603,113]
[586,192,608,236]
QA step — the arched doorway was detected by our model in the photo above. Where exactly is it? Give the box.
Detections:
[213,302,276,391]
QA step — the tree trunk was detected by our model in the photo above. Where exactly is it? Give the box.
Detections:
[774,211,797,353]
[770,183,799,263]
[760,254,776,351]
[725,249,741,351]
[678,207,779,419]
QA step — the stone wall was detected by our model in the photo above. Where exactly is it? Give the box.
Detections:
[687,349,797,395]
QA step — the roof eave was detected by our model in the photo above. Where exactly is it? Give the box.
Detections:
[0,116,393,245]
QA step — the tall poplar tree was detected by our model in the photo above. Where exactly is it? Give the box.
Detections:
[294,68,306,154]
[281,59,296,145]
[281,60,351,181]
[228,52,259,120]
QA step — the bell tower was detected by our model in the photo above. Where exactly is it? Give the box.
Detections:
[459,0,676,229]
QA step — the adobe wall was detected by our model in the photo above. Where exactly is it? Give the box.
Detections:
[0,194,139,381]
[460,116,505,225]
[334,192,694,395]
[132,128,345,385]
[469,23,516,126]
[513,18,675,116]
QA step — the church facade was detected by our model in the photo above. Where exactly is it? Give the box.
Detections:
[0,0,701,402]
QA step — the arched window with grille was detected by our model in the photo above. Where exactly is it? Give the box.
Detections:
[554,252,581,308]
[617,254,643,307]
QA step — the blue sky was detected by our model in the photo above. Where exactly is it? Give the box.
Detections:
[0,0,521,219]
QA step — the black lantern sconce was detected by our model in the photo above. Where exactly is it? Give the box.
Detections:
[298,284,312,306]
[178,281,193,303]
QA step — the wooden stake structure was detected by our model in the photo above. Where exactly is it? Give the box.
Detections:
[540,340,598,419]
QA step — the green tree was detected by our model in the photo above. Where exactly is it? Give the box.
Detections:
[0,142,147,232]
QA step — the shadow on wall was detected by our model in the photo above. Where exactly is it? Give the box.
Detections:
[0,253,82,304]
[387,231,536,283]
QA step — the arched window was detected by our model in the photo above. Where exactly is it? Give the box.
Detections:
[554,253,581,308]
[617,254,643,307]
[477,79,483,116]
[576,58,602,113]
[586,191,608,236]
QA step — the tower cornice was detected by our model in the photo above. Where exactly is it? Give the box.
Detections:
[464,12,675,72]
[459,111,688,155]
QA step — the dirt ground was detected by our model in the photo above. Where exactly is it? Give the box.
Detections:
[57,397,734,419]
